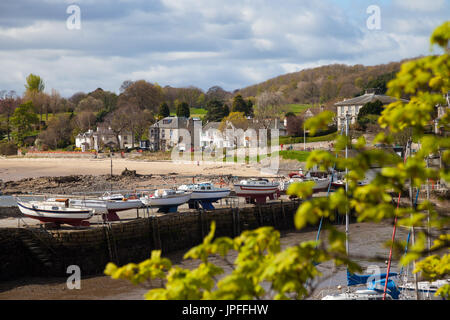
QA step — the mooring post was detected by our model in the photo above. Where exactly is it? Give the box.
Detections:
[271,204,276,228]
[199,210,205,239]
[151,216,161,250]
[232,208,236,237]
[258,205,263,226]
[281,200,286,228]
[236,207,240,235]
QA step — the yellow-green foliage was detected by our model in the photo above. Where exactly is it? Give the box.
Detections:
[105,22,450,300]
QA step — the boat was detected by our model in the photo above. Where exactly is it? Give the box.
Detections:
[177,182,230,210]
[322,288,394,300]
[281,175,330,193]
[140,189,192,213]
[48,193,143,221]
[15,199,93,227]
[331,170,374,188]
[398,278,449,300]
[234,178,279,204]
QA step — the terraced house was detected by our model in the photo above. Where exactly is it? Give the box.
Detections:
[149,116,202,151]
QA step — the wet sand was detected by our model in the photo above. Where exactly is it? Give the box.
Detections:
[0,220,408,300]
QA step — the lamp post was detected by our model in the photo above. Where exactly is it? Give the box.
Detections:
[344,111,350,254]
[303,122,306,151]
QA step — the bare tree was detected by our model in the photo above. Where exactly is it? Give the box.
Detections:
[76,96,104,112]
[286,114,304,137]
[254,90,286,128]
[104,106,132,148]
[38,114,73,149]
[120,80,133,93]
[0,90,21,141]
[74,111,97,132]
[48,89,62,117]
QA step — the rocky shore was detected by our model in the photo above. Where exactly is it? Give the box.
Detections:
[0,168,243,195]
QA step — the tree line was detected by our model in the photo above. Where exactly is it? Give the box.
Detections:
[0,75,298,153]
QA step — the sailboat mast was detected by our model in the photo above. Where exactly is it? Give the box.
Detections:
[426,155,431,253]
[345,111,349,254]
[408,139,420,300]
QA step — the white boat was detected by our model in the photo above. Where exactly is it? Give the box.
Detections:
[322,289,394,300]
[178,182,230,209]
[100,193,126,201]
[398,278,449,300]
[234,178,279,204]
[16,199,93,227]
[178,182,230,201]
[280,176,330,193]
[48,195,143,214]
[140,189,192,213]
[234,178,279,196]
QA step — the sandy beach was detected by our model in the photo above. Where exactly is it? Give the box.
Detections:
[0,157,275,182]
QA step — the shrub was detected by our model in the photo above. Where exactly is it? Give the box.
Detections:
[0,141,18,155]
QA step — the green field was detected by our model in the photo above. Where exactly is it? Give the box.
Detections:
[285,104,313,114]
[278,150,311,162]
[279,132,338,145]
[170,107,207,119]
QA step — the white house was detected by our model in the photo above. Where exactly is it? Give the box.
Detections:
[75,126,133,151]
[435,91,450,134]
[334,90,408,130]
[149,116,202,151]
[200,118,287,150]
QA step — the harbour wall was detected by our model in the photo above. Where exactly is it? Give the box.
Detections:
[0,200,301,281]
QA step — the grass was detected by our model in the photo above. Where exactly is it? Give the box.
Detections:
[278,150,311,162]
[190,107,207,115]
[279,132,338,145]
[169,108,208,119]
[134,148,311,164]
[285,104,313,114]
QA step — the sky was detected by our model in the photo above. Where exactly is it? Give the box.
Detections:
[0,0,448,97]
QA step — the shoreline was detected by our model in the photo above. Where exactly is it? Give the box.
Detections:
[0,157,277,183]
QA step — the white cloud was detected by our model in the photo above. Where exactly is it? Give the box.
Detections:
[0,0,448,97]
[393,0,445,12]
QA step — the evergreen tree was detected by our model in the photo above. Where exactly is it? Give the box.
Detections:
[204,100,229,122]
[231,94,253,117]
[357,99,384,129]
[11,101,39,146]
[158,102,170,118]
[357,100,384,119]
[176,101,190,118]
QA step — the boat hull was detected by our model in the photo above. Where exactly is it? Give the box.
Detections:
[190,190,230,202]
[233,185,279,197]
[69,198,143,213]
[17,201,93,226]
[140,193,191,208]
